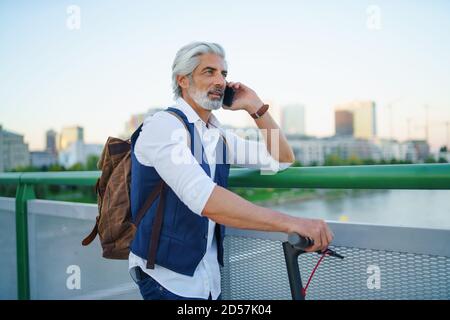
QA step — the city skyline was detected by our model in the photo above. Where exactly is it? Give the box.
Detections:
[1,97,449,153]
[1,98,444,150]
[1,1,450,152]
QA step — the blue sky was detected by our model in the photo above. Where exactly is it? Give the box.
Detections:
[1,0,450,151]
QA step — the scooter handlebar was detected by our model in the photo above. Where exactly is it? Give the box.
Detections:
[287,233,314,250]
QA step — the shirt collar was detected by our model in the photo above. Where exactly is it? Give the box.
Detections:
[174,97,221,129]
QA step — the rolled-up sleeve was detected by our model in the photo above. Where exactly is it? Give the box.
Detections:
[134,112,217,215]
[224,130,293,173]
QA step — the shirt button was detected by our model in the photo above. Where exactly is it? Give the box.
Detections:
[204,234,208,239]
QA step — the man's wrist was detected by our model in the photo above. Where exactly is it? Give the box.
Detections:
[249,104,269,119]
[246,99,264,114]
[279,212,298,234]
[246,105,259,114]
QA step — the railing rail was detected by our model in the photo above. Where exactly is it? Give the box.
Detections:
[1,164,449,299]
[1,164,450,189]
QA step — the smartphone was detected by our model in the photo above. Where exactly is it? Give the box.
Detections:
[222,85,235,108]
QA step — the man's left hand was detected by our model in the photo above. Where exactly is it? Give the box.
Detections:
[225,82,264,114]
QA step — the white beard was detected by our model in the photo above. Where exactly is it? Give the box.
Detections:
[188,86,223,111]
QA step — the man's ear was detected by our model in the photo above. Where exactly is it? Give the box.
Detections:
[177,74,190,90]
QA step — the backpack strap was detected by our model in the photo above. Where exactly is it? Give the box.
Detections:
[132,109,191,227]
[81,216,99,246]
[140,108,192,269]
[165,110,191,149]
[134,180,165,226]
[146,181,167,269]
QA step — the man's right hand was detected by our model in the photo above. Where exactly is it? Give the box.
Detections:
[288,217,334,253]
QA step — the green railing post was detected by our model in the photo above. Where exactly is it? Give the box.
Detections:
[15,182,35,300]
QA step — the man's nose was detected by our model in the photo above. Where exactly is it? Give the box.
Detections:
[213,74,226,88]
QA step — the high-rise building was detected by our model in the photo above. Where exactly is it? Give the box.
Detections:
[409,140,430,161]
[0,125,30,172]
[289,137,325,165]
[30,151,58,168]
[373,138,402,161]
[58,141,103,168]
[335,101,377,139]
[288,135,380,165]
[281,104,306,135]
[335,110,354,136]
[58,126,84,151]
[46,129,57,155]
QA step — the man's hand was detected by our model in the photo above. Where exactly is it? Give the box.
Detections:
[288,217,334,253]
[225,81,264,114]
[226,81,295,165]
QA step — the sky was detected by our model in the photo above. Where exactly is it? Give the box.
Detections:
[1,0,450,152]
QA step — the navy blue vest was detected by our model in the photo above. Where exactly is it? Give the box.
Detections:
[130,107,230,276]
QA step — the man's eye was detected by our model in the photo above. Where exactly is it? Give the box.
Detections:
[206,70,213,74]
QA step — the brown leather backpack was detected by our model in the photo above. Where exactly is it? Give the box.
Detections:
[82,111,189,266]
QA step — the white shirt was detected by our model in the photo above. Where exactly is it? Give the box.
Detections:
[129,97,293,300]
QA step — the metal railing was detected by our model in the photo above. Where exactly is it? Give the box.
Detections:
[1,163,450,299]
[222,224,450,300]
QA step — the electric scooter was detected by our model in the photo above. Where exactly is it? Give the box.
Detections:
[283,233,344,300]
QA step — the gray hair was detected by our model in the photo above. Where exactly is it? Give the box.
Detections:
[172,41,226,99]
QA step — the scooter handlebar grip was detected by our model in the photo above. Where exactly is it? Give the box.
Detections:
[288,233,314,250]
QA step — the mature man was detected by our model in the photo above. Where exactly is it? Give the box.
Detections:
[129,41,333,300]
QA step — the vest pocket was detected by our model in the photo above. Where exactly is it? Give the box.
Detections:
[164,235,204,275]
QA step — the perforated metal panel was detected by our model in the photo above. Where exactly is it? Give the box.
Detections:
[221,236,450,300]
[221,237,291,300]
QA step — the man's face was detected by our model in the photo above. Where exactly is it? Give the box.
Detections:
[185,53,228,110]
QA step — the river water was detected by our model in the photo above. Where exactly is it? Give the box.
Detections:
[267,190,450,229]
